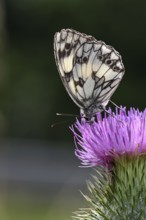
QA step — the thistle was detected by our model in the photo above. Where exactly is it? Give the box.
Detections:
[72,107,146,220]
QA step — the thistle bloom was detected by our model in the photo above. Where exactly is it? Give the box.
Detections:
[72,107,146,167]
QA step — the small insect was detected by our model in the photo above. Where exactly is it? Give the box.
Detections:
[54,29,125,121]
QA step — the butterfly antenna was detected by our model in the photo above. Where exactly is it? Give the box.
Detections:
[51,113,79,128]
[109,100,123,110]
[56,113,79,117]
[51,120,72,128]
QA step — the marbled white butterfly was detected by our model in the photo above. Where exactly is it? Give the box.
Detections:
[54,29,125,120]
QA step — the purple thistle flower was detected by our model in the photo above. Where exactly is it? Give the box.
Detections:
[71,107,146,167]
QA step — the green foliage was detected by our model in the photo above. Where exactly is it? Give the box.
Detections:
[73,155,146,220]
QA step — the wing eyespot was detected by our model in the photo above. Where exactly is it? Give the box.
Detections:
[82,56,88,63]
[76,57,81,63]
[113,66,120,72]
[98,55,103,61]
[105,59,112,65]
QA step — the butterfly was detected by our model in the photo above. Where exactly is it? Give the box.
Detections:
[54,29,125,120]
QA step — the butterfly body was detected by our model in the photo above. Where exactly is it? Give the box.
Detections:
[54,29,125,120]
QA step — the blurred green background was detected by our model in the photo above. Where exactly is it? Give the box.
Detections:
[0,0,146,219]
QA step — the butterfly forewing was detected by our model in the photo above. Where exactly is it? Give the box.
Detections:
[54,29,125,119]
[54,29,94,109]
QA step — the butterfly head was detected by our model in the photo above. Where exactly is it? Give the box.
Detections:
[80,100,109,120]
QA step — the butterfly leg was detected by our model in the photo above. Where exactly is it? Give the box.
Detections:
[109,100,122,110]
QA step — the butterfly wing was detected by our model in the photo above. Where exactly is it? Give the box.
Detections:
[54,29,96,108]
[54,29,125,115]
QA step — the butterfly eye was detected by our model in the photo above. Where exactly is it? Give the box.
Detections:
[98,105,103,110]
[65,43,71,50]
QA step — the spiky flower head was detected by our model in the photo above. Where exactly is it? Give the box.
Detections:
[72,107,146,167]
[72,107,146,220]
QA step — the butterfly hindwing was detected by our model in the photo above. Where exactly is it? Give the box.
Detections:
[54,29,125,119]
